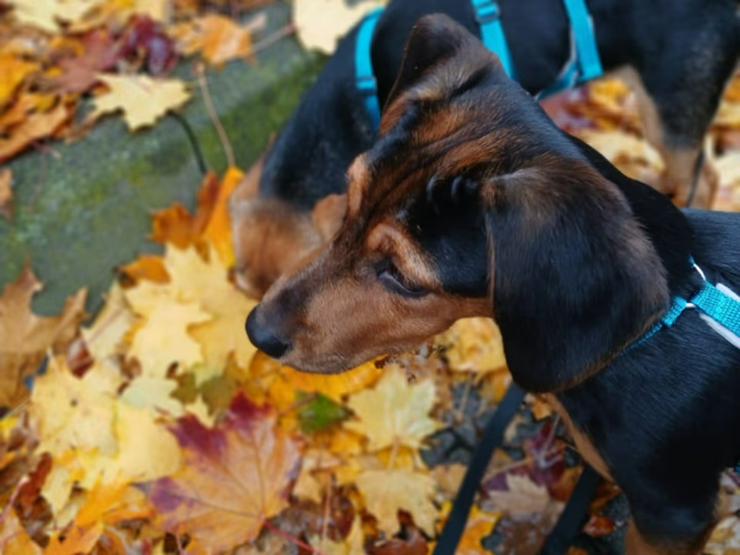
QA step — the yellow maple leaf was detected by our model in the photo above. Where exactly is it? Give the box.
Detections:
[294,0,385,54]
[81,284,135,372]
[125,284,211,378]
[121,376,184,416]
[91,74,190,131]
[356,469,437,536]
[436,317,507,376]
[162,245,257,377]
[344,366,440,451]
[8,0,101,32]
[30,357,118,458]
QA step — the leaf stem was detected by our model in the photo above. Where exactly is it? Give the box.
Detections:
[263,520,325,554]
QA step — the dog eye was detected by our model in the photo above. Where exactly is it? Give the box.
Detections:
[378,261,429,298]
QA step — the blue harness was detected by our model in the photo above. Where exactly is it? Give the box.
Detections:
[634,259,740,350]
[355,0,604,129]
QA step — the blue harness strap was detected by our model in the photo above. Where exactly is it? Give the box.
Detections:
[538,0,604,98]
[355,8,384,129]
[636,259,740,348]
[355,0,603,127]
[470,0,515,78]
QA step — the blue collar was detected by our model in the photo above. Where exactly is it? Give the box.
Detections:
[355,0,604,129]
[633,258,740,351]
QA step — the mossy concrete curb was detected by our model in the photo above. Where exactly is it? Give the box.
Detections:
[0,1,324,315]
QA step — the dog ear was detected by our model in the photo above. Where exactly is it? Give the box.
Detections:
[482,160,670,393]
[384,14,503,112]
[312,193,347,241]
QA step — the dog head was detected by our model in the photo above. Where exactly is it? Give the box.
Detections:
[230,157,348,298]
[246,14,670,392]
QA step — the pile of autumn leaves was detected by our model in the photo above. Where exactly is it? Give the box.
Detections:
[0,0,265,169]
[0,163,521,553]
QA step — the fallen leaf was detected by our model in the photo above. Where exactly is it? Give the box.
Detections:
[583,514,616,538]
[54,30,121,94]
[436,317,507,376]
[294,0,385,54]
[125,280,211,378]
[139,246,257,378]
[0,169,13,220]
[151,202,197,248]
[484,474,559,517]
[8,0,102,32]
[46,521,103,555]
[310,515,364,555]
[344,366,440,451]
[118,254,170,284]
[91,74,190,131]
[0,103,70,163]
[202,166,244,266]
[356,469,437,536]
[0,506,42,554]
[456,506,501,555]
[172,14,261,65]
[81,284,135,370]
[0,267,86,407]
[150,395,301,552]
[30,356,118,459]
[121,376,184,416]
[0,54,38,107]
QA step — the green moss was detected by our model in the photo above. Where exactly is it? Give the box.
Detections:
[0,2,325,315]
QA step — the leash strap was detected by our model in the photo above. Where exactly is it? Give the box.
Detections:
[433,384,525,555]
[355,9,384,129]
[540,465,602,555]
[470,0,515,78]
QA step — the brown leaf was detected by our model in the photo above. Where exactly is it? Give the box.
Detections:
[54,30,121,94]
[583,514,617,538]
[150,394,302,552]
[118,255,170,285]
[0,169,13,220]
[0,267,87,406]
[0,103,70,164]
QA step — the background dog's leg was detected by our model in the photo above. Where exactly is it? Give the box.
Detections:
[616,65,722,208]
[615,3,736,208]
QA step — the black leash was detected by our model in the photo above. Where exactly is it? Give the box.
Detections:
[433,383,600,555]
[540,465,602,555]
[433,383,526,555]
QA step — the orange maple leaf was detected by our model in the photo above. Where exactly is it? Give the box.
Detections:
[150,394,301,552]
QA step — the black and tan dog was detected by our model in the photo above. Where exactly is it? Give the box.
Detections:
[246,16,740,555]
[231,0,739,297]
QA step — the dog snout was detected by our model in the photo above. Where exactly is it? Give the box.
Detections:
[245,306,291,359]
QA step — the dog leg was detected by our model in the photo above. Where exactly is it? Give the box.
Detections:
[616,67,719,208]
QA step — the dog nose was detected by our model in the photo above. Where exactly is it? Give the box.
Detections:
[245,307,291,359]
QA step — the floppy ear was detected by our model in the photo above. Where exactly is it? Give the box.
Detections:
[383,14,504,116]
[482,160,670,393]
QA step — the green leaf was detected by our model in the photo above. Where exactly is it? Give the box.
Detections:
[298,392,348,435]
